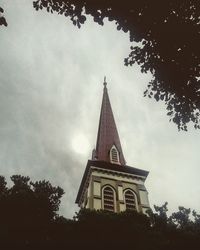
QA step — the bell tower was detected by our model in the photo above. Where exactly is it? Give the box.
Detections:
[75,79,150,214]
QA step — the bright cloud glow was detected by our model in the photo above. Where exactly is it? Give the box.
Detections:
[71,133,90,155]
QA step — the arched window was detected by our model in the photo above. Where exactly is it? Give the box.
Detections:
[102,186,116,212]
[124,190,137,211]
[110,145,120,164]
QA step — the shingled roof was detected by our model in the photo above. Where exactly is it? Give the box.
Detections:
[95,79,126,165]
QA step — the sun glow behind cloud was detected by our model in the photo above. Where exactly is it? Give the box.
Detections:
[71,133,90,156]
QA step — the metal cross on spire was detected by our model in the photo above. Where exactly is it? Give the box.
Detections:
[103,76,107,87]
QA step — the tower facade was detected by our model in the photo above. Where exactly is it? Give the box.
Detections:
[75,80,150,214]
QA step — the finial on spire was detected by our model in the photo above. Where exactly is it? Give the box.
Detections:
[103,76,107,87]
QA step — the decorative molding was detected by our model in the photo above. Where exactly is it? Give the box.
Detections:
[91,166,145,181]
[93,195,101,199]
[141,204,150,208]
[117,181,123,186]
[93,176,101,182]
[79,168,92,206]
[138,184,147,191]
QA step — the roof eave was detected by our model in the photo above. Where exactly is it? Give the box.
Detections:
[75,160,149,204]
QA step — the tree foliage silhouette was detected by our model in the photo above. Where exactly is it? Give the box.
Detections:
[0,175,64,249]
[0,7,7,27]
[33,0,200,131]
[0,176,200,250]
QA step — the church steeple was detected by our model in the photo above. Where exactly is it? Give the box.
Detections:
[75,78,150,214]
[94,78,126,165]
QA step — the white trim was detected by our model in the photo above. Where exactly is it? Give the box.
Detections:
[78,168,92,206]
[91,166,146,181]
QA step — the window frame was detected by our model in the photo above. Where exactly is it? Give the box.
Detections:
[124,189,138,212]
[102,185,116,212]
[110,145,120,164]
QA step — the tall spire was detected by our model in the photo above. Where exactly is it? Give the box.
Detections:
[95,78,126,165]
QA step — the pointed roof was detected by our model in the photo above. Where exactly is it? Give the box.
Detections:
[95,78,126,165]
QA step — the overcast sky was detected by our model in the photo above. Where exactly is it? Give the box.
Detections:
[0,0,200,218]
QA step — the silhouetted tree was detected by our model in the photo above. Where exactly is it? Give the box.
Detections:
[0,7,7,26]
[1,176,200,250]
[71,206,200,250]
[169,206,192,230]
[33,0,200,131]
[0,175,64,250]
